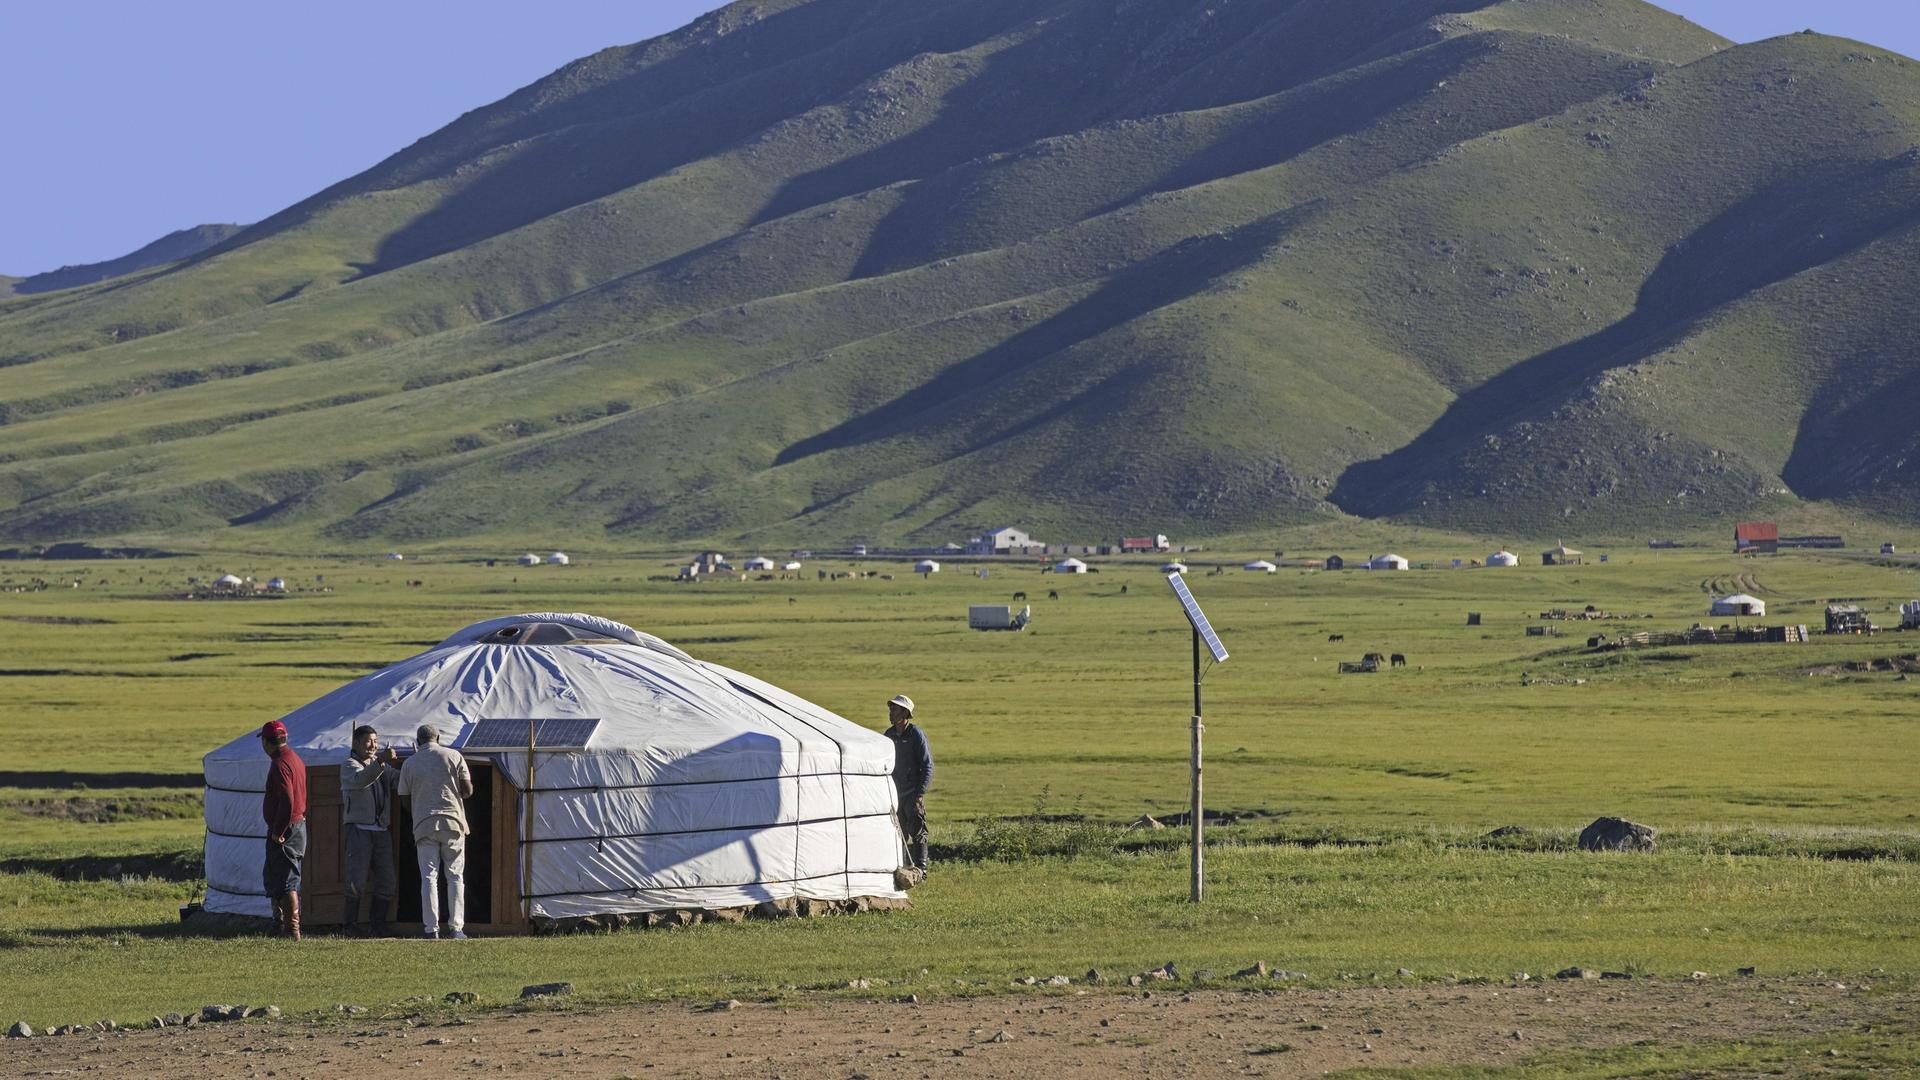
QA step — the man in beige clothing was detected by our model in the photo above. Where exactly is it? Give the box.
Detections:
[396,723,473,939]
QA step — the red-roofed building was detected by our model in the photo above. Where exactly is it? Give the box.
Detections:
[1735,522,1778,554]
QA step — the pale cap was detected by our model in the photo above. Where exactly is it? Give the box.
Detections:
[888,694,915,716]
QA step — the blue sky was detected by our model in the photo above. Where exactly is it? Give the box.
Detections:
[2,1,1916,276]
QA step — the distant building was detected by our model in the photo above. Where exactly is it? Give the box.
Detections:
[547,551,571,566]
[1711,593,1766,618]
[1162,561,1188,575]
[518,553,541,567]
[744,556,777,571]
[1487,550,1519,568]
[966,527,1040,555]
[1882,543,1899,555]
[1734,522,1779,554]
[1541,543,1583,566]
[1243,560,1278,573]
[1368,554,1410,571]
[914,559,940,575]
[1325,555,1346,571]
[1055,558,1089,574]
[1779,535,1845,549]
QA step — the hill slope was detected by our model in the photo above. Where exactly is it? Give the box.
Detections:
[1,0,1916,546]
[2,224,244,297]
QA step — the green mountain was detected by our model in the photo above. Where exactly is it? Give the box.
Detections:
[2,0,1917,547]
[2,224,244,297]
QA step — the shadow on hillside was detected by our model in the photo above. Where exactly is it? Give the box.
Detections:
[347,2,1030,281]
[773,206,1311,466]
[1784,365,1920,501]
[765,0,1502,279]
[1330,153,1920,517]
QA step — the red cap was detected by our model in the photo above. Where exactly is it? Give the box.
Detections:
[260,720,287,740]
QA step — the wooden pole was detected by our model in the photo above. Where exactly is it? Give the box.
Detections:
[1190,628,1204,903]
[523,719,536,925]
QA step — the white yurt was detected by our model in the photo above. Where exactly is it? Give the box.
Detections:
[744,556,777,571]
[1243,560,1278,573]
[914,559,940,574]
[518,553,542,567]
[1710,593,1766,617]
[266,577,287,592]
[1162,562,1188,575]
[1369,554,1411,571]
[213,573,244,587]
[386,553,405,561]
[199,613,910,931]
[1487,551,1519,568]
[547,552,571,566]
[1055,558,1089,573]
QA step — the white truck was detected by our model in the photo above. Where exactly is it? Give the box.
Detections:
[968,604,1031,631]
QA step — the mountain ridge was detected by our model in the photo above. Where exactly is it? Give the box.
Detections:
[0,0,1915,546]
[2,224,244,297]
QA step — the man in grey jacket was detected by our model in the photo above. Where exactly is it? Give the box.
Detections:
[339,725,399,936]
[396,723,474,939]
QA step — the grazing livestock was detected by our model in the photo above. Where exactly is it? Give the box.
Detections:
[1013,592,1027,602]
[1048,590,1060,600]
[1328,633,1344,642]
[1391,653,1407,668]
[1364,652,1387,665]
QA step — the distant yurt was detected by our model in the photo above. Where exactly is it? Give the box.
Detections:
[744,556,777,571]
[1710,594,1766,617]
[1055,558,1089,573]
[1369,554,1410,571]
[213,573,244,588]
[1487,551,1519,567]
[518,553,541,567]
[547,552,571,566]
[915,559,940,574]
[1243,560,1278,573]
[386,553,405,561]
[266,577,287,592]
[1903,600,1920,630]
[198,613,911,932]
[1162,562,1188,575]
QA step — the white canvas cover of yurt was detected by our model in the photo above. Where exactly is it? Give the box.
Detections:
[1243,560,1277,573]
[1162,561,1188,575]
[547,552,571,566]
[1369,554,1410,571]
[200,613,910,932]
[744,556,777,571]
[914,559,940,574]
[213,573,244,587]
[1711,594,1765,617]
[517,553,541,566]
[1487,551,1519,567]
[1055,558,1089,573]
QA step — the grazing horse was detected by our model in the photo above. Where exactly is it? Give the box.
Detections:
[1327,633,1344,642]
[1048,590,1060,600]
[1390,653,1407,668]
[1013,591,1027,602]
[1364,652,1387,665]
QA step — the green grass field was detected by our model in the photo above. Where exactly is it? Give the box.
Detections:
[1,543,1916,1031]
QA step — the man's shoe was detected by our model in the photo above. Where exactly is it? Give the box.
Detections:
[421,929,440,939]
[448,931,468,940]
[286,892,303,942]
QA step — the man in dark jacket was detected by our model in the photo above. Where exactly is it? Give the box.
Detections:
[258,720,308,940]
[883,694,933,875]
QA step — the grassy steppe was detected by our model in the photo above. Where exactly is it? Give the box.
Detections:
[0,545,1915,1025]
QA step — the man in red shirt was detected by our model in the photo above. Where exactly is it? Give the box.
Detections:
[259,720,308,940]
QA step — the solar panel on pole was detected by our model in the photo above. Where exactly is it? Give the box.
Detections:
[1166,572,1226,903]
[1168,573,1228,662]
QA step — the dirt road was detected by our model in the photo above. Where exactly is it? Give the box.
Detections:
[1,978,1907,1078]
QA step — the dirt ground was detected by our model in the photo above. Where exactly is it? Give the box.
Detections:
[1,978,1908,1078]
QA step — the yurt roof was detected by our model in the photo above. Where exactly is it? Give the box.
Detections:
[1057,557,1087,568]
[1713,593,1763,607]
[204,613,887,780]
[1244,560,1276,570]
